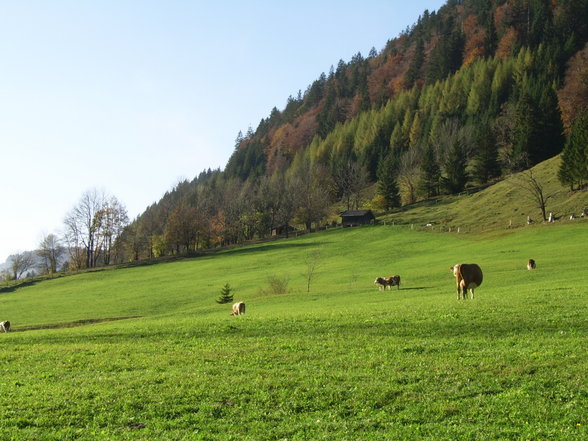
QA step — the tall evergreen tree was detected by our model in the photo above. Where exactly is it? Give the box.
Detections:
[405,38,425,88]
[509,93,536,172]
[376,153,401,209]
[426,24,464,84]
[472,118,500,185]
[419,144,441,197]
[533,85,565,163]
[442,140,468,193]
[558,109,588,190]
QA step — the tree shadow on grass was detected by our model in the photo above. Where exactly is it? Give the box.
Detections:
[217,241,329,257]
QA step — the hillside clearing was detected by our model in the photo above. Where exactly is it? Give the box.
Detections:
[380,156,588,232]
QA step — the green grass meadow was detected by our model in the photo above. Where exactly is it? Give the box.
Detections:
[1,222,587,440]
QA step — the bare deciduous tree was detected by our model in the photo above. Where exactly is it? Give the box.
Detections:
[511,170,557,221]
[334,160,371,210]
[64,189,105,269]
[8,251,36,280]
[305,249,322,293]
[37,233,65,274]
[94,196,129,264]
[64,189,128,268]
[291,161,334,231]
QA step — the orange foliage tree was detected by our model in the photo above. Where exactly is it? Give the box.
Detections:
[496,27,519,59]
[462,14,487,66]
[557,43,588,134]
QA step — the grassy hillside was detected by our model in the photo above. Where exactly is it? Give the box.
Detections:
[1,220,586,440]
[381,155,588,232]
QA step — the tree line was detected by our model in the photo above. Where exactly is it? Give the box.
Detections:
[119,160,366,261]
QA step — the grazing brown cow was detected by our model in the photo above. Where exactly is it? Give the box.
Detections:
[231,301,246,316]
[385,275,401,290]
[374,275,401,290]
[0,321,10,332]
[450,264,483,300]
[527,259,536,270]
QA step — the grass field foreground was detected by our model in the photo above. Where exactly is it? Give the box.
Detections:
[0,223,587,440]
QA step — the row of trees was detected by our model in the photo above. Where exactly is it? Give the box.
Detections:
[3,233,68,280]
[119,158,370,261]
[2,189,129,280]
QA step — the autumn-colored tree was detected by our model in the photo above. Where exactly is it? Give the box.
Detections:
[496,27,519,59]
[557,43,588,134]
[209,212,227,248]
[463,14,487,66]
[165,203,204,254]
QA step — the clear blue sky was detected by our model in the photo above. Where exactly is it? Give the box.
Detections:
[0,0,446,263]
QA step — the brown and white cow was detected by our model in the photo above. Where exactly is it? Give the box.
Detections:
[231,301,246,316]
[374,277,388,290]
[374,275,401,290]
[527,259,536,270]
[449,264,483,300]
[386,275,401,290]
[0,321,10,332]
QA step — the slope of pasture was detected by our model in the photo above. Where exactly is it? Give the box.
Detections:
[0,223,587,440]
[381,155,588,232]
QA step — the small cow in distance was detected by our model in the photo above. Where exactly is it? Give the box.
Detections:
[374,277,387,290]
[231,301,246,316]
[374,275,401,290]
[527,259,536,270]
[386,275,401,290]
[450,264,483,300]
[0,321,10,333]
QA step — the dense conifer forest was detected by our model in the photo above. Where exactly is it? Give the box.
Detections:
[28,0,586,267]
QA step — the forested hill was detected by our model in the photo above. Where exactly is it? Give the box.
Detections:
[123,0,588,261]
[224,0,587,180]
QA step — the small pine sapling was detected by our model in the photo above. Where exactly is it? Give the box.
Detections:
[216,283,234,304]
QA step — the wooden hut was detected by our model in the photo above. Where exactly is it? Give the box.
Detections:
[340,210,375,227]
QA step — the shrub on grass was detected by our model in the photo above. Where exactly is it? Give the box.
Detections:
[259,275,289,295]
